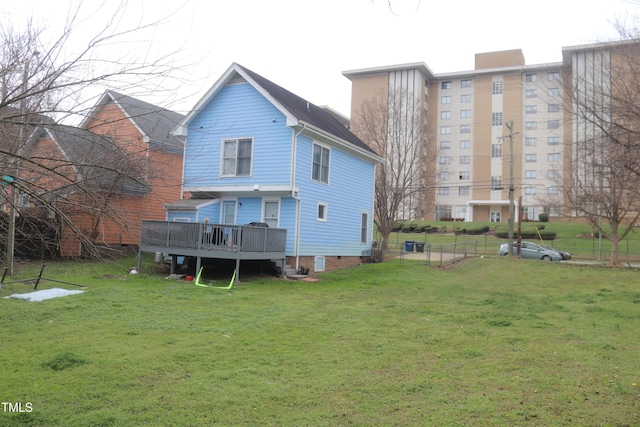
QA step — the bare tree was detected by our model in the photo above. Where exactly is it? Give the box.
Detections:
[562,31,640,265]
[0,3,188,272]
[351,87,432,255]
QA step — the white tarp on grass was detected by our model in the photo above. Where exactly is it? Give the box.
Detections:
[4,288,86,302]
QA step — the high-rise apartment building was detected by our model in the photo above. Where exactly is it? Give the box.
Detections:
[344,40,632,223]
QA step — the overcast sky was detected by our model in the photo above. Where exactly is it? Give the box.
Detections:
[3,0,638,118]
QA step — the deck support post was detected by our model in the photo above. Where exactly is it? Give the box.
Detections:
[235,258,240,283]
[196,257,201,277]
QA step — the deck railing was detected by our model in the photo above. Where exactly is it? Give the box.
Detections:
[140,220,287,253]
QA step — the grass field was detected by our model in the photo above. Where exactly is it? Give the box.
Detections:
[1,256,639,426]
[382,220,640,260]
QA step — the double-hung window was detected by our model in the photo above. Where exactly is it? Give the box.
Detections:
[222,138,252,176]
[312,143,330,183]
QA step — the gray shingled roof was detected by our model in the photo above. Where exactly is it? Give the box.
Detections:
[97,91,185,154]
[235,64,378,157]
[39,125,149,196]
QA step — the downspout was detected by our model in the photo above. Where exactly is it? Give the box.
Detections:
[291,123,306,271]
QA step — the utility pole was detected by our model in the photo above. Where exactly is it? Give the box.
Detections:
[499,120,519,256]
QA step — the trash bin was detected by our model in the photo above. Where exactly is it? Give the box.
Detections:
[415,242,425,253]
[404,241,415,252]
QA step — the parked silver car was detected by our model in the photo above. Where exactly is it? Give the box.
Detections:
[541,245,572,260]
[498,241,562,261]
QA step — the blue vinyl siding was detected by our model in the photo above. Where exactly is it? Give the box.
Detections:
[295,135,375,256]
[183,82,292,189]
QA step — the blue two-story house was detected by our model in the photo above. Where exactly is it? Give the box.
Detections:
[139,63,380,279]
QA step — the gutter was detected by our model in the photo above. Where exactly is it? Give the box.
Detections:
[291,124,306,271]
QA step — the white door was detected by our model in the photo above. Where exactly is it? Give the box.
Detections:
[263,201,279,228]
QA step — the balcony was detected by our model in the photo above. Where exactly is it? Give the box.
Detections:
[138,220,287,277]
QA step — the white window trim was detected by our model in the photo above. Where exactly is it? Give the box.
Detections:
[220,137,254,177]
[311,141,331,184]
[317,202,328,222]
[360,211,369,244]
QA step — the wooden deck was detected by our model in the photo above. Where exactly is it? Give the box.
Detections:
[138,220,287,280]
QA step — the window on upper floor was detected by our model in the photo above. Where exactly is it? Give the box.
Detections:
[525,154,537,162]
[222,138,253,177]
[526,89,537,98]
[460,140,471,149]
[492,81,503,95]
[547,169,560,179]
[440,141,451,149]
[459,186,470,196]
[548,71,560,80]
[439,156,450,164]
[312,143,330,183]
[548,120,560,129]
[461,79,472,88]
[442,81,452,89]
[491,176,502,190]
[492,143,503,158]
[460,155,471,164]
[439,172,450,181]
[526,105,537,114]
[526,73,537,82]
[548,153,560,162]
[547,185,559,195]
[548,137,560,145]
[441,126,451,134]
[492,112,503,126]
[441,111,451,119]
[525,170,537,179]
[438,187,450,196]
[461,94,471,103]
[526,121,537,130]
[460,109,471,118]
[548,87,560,97]
[525,186,537,195]
[460,125,471,133]
[441,96,451,104]
[548,104,561,113]
[459,171,470,180]
[526,137,537,146]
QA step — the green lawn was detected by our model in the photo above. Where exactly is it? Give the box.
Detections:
[1,256,639,426]
[382,220,640,260]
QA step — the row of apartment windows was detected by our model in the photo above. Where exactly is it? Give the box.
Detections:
[439,140,471,149]
[440,125,471,134]
[436,185,559,196]
[525,104,561,113]
[440,137,561,150]
[440,72,559,91]
[441,95,472,104]
[439,153,560,164]
[441,111,560,129]
[527,88,561,97]
[441,110,472,119]
[443,121,561,132]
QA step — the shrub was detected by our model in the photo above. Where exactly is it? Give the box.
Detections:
[495,228,556,240]
[465,225,490,235]
[539,212,549,222]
